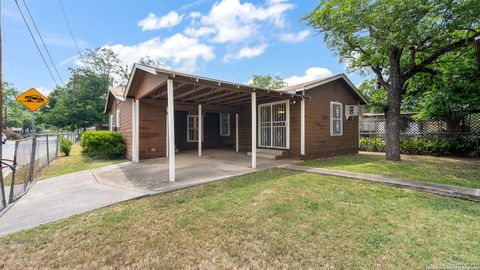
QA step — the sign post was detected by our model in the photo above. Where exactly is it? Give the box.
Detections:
[16,88,48,135]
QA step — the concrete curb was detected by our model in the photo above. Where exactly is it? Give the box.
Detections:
[278,164,480,202]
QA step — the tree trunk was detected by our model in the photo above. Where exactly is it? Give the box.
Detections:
[384,49,403,161]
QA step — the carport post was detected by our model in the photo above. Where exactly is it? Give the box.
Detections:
[167,79,175,182]
[235,113,239,152]
[300,96,305,156]
[198,104,202,157]
[251,91,256,169]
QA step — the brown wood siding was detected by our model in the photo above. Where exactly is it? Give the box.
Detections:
[107,78,360,161]
[302,80,360,159]
[139,100,166,159]
[175,111,236,151]
[111,98,133,160]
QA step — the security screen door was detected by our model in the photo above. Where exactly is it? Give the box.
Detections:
[258,101,288,149]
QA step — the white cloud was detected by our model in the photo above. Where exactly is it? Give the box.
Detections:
[223,44,268,62]
[138,11,184,31]
[43,34,88,49]
[37,86,52,96]
[185,0,294,43]
[279,30,310,43]
[103,33,215,73]
[284,67,334,86]
[58,55,80,67]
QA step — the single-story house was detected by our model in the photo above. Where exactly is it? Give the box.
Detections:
[105,64,367,181]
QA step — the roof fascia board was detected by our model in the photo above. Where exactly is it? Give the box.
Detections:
[291,74,368,104]
[124,63,158,99]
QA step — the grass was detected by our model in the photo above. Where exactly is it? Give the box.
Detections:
[301,152,480,189]
[38,144,128,179]
[0,169,478,269]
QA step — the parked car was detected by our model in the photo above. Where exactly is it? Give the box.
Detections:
[2,133,6,144]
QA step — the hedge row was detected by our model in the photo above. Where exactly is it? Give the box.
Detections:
[80,131,126,159]
[360,137,478,157]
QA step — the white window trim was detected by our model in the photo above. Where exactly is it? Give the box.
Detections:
[109,113,113,131]
[219,113,230,136]
[116,109,121,128]
[187,114,204,143]
[257,100,290,150]
[330,101,343,136]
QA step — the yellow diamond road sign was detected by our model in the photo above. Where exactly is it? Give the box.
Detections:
[16,88,49,111]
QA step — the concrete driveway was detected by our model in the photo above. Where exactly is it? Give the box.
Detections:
[0,149,297,236]
[0,169,144,236]
[93,149,297,193]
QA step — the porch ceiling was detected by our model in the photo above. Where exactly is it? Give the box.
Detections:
[139,69,308,108]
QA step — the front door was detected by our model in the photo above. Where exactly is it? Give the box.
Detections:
[258,100,289,149]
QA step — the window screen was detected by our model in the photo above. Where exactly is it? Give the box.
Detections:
[330,102,342,136]
[220,113,230,136]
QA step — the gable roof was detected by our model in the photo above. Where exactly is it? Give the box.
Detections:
[103,86,126,113]
[278,74,368,104]
[123,64,306,101]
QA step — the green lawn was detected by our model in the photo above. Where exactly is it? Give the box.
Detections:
[38,144,128,179]
[0,169,478,269]
[301,152,480,188]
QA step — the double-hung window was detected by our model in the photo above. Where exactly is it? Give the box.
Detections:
[116,109,121,128]
[330,101,343,136]
[187,114,203,142]
[109,113,114,131]
[219,113,230,136]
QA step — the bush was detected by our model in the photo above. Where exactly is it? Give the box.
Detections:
[360,137,478,157]
[4,129,22,140]
[59,136,73,156]
[80,131,126,159]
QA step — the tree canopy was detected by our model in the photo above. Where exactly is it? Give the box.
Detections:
[305,0,480,160]
[250,74,287,89]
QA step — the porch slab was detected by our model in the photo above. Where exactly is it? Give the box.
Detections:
[92,149,299,194]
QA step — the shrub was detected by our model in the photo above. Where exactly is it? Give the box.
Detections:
[59,136,73,156]
[80,131,126,159]
[360,137,385,152]
[360,137,478,157]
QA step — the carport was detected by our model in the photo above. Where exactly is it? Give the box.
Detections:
[121,64,307,182]
[92,149,297,193]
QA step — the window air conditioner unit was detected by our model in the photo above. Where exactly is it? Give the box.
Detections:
[345,105,359,119]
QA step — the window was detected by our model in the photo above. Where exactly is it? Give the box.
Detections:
[109,114,113,131]
[187,114,204,142]
[330,102,343,136]
[219,113,230,136]
[116,109,121,128]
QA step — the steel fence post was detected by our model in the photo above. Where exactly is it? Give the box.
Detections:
[46,135,50,166]
[28,135,37,185]
[56,135,59,158]
[9,141,19,203]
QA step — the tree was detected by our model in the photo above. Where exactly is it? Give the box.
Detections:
[407,48,480,132]
[2,82,32,129]
[118,56,165,86]
[250,74,287,89]
[305,0,480,160]
[41,48,122,130]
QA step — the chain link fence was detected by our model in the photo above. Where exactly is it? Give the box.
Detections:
[0,134,66,211]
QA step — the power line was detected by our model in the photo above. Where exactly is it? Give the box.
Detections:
[21,0,65,86]
[14,0,59,86]
[57,0,83,62]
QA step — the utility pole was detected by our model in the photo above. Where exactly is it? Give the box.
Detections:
[0,0,6,207]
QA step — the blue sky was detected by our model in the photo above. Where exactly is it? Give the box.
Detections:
[2,0,366,94]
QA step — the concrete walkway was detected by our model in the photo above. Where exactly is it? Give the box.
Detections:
[0,150,297,236]
[0,169,145,236]
[280,164,480,202]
